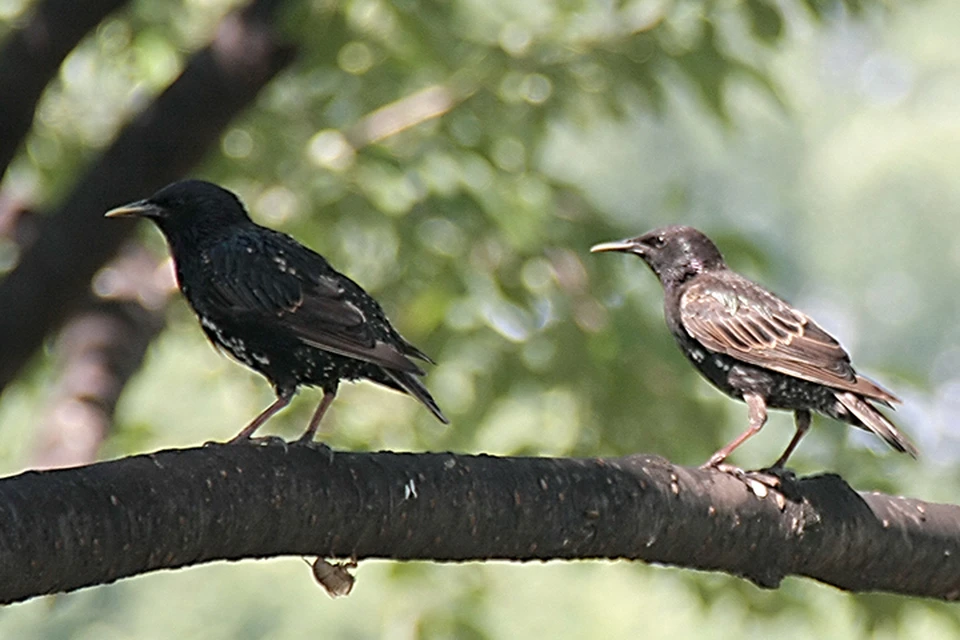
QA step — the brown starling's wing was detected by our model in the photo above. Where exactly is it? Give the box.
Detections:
[679,274,900,404]
[205,236,424,375]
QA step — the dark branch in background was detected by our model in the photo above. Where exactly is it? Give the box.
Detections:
[0,0,131,175]
[32,244,175,468]
[0,0,297,393]
[0,445,958,604]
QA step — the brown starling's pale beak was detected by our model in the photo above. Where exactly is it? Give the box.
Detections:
[104,200,161,218]
[590,239,639,254]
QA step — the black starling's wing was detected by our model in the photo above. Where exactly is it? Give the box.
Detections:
[679,273,900,404]
[204,232,424,375]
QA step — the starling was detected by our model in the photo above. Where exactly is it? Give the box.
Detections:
[591,225,918,468]
[106,179,447,442]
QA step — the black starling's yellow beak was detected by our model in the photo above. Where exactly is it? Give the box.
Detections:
[590,239,640,254]
[104,199,163,219]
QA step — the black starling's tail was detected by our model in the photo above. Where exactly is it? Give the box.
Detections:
[835,391,918,458]
[384,369,449,424]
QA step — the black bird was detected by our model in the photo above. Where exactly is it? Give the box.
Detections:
[106,179,447,442]
[591,225,917,468]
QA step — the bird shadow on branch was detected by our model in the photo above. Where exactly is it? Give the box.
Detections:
[1,442,958,605]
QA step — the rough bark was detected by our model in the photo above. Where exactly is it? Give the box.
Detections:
[0,0,296,393]
[0,444,957,604]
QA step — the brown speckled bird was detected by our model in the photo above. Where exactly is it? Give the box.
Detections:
[592,225,918,468]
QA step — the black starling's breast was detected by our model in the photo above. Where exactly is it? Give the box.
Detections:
[172,223,422,397]
[194,293,408,397]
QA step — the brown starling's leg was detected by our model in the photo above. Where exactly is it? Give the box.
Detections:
[295,387,338,443]
[701,392,767,469]
[228,391,294,443]
[771,409,811,469]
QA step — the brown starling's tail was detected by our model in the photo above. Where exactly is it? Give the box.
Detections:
[851,373,900,408]
[835,391,918,458]
[384,370,449,424]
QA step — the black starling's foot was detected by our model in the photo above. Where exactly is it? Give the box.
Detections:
[253,435,290,451]
[228,434,290,451]
[293,439,335,461]
[293,431,317,446]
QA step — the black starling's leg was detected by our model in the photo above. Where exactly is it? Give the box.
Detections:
[295,387,338,443]
[771,409,811,469]
[228,391,294,443]
[701,392,768,469]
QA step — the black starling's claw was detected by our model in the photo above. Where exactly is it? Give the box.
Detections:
[294,439,336,461]
[293,432,316,446]
[230,435,290,451]
[321,442,335,463]
[257,435,290,451]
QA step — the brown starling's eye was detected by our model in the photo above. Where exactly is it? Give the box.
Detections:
[644,235,666,249]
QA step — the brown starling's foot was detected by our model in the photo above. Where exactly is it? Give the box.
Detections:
[756,465,796,481]
[709,461,745,475]
[754,466,803,503]
[708,463,791,507]
[699,453,728,470]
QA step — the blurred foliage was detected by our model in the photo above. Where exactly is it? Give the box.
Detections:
[2,0,960,637]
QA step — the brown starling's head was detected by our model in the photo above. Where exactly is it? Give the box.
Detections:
[105,180,251,242]
[591,225,726,286]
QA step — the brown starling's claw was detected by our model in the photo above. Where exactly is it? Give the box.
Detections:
[709,461,747,476]
[754,466,802,504]
[700,453,728,470]
[706,463,790,504]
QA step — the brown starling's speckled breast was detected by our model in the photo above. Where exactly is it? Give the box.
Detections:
[666,285,850,424]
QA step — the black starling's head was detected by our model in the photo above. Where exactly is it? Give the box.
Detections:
[591,225,726,286]
[105,180,251,242]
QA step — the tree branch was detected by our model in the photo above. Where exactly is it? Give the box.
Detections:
[1,444,957,604]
